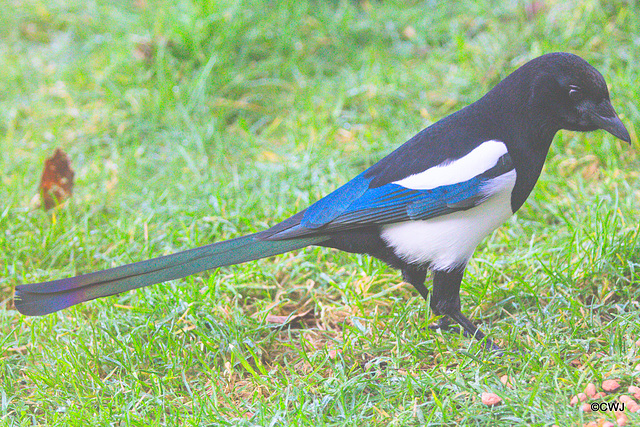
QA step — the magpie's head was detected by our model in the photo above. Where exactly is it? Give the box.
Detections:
[527,52,630,143]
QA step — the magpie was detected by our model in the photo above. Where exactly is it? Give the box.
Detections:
[14,52,631,350]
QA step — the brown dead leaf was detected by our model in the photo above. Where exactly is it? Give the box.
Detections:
[569,359,582,368]
[134,40,156,62]
[629,385,640,400]
[328,348,342,359]
[4,345,29,353]
[619,395,634,404]
[500,375,514,389]
[481,392,502,406]
[616,412,629,426]
[585,383,597,398]
[38,148,74,210]
[602,379,620,392]
[266,308,314,328]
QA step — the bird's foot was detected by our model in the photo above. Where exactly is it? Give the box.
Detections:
[428,316,461,335]
[429,314,503,355]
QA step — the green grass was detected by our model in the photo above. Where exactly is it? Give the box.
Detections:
[1,0,640,425]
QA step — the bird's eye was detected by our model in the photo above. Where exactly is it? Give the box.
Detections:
[568,85,583,101]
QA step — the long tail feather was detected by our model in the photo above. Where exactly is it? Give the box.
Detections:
[15,233,327,316]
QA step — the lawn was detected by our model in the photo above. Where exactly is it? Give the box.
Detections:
[1,0,640,425]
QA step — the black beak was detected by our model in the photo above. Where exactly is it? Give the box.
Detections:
[590,101,631,144]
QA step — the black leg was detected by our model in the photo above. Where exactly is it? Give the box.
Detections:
[402,266,428,300]
[403,266,465,336]
[431,267,501,352]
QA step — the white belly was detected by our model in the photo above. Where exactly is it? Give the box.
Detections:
[380,170,517,270]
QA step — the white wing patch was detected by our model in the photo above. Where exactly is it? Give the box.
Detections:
[393,140,509,190]
[381,140,516,271]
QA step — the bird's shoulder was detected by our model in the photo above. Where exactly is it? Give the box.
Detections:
[364,107,497,187]
[260,116,515,241]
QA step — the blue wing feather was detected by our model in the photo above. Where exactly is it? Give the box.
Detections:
[301,173,371,228]
[263,154,513,240]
